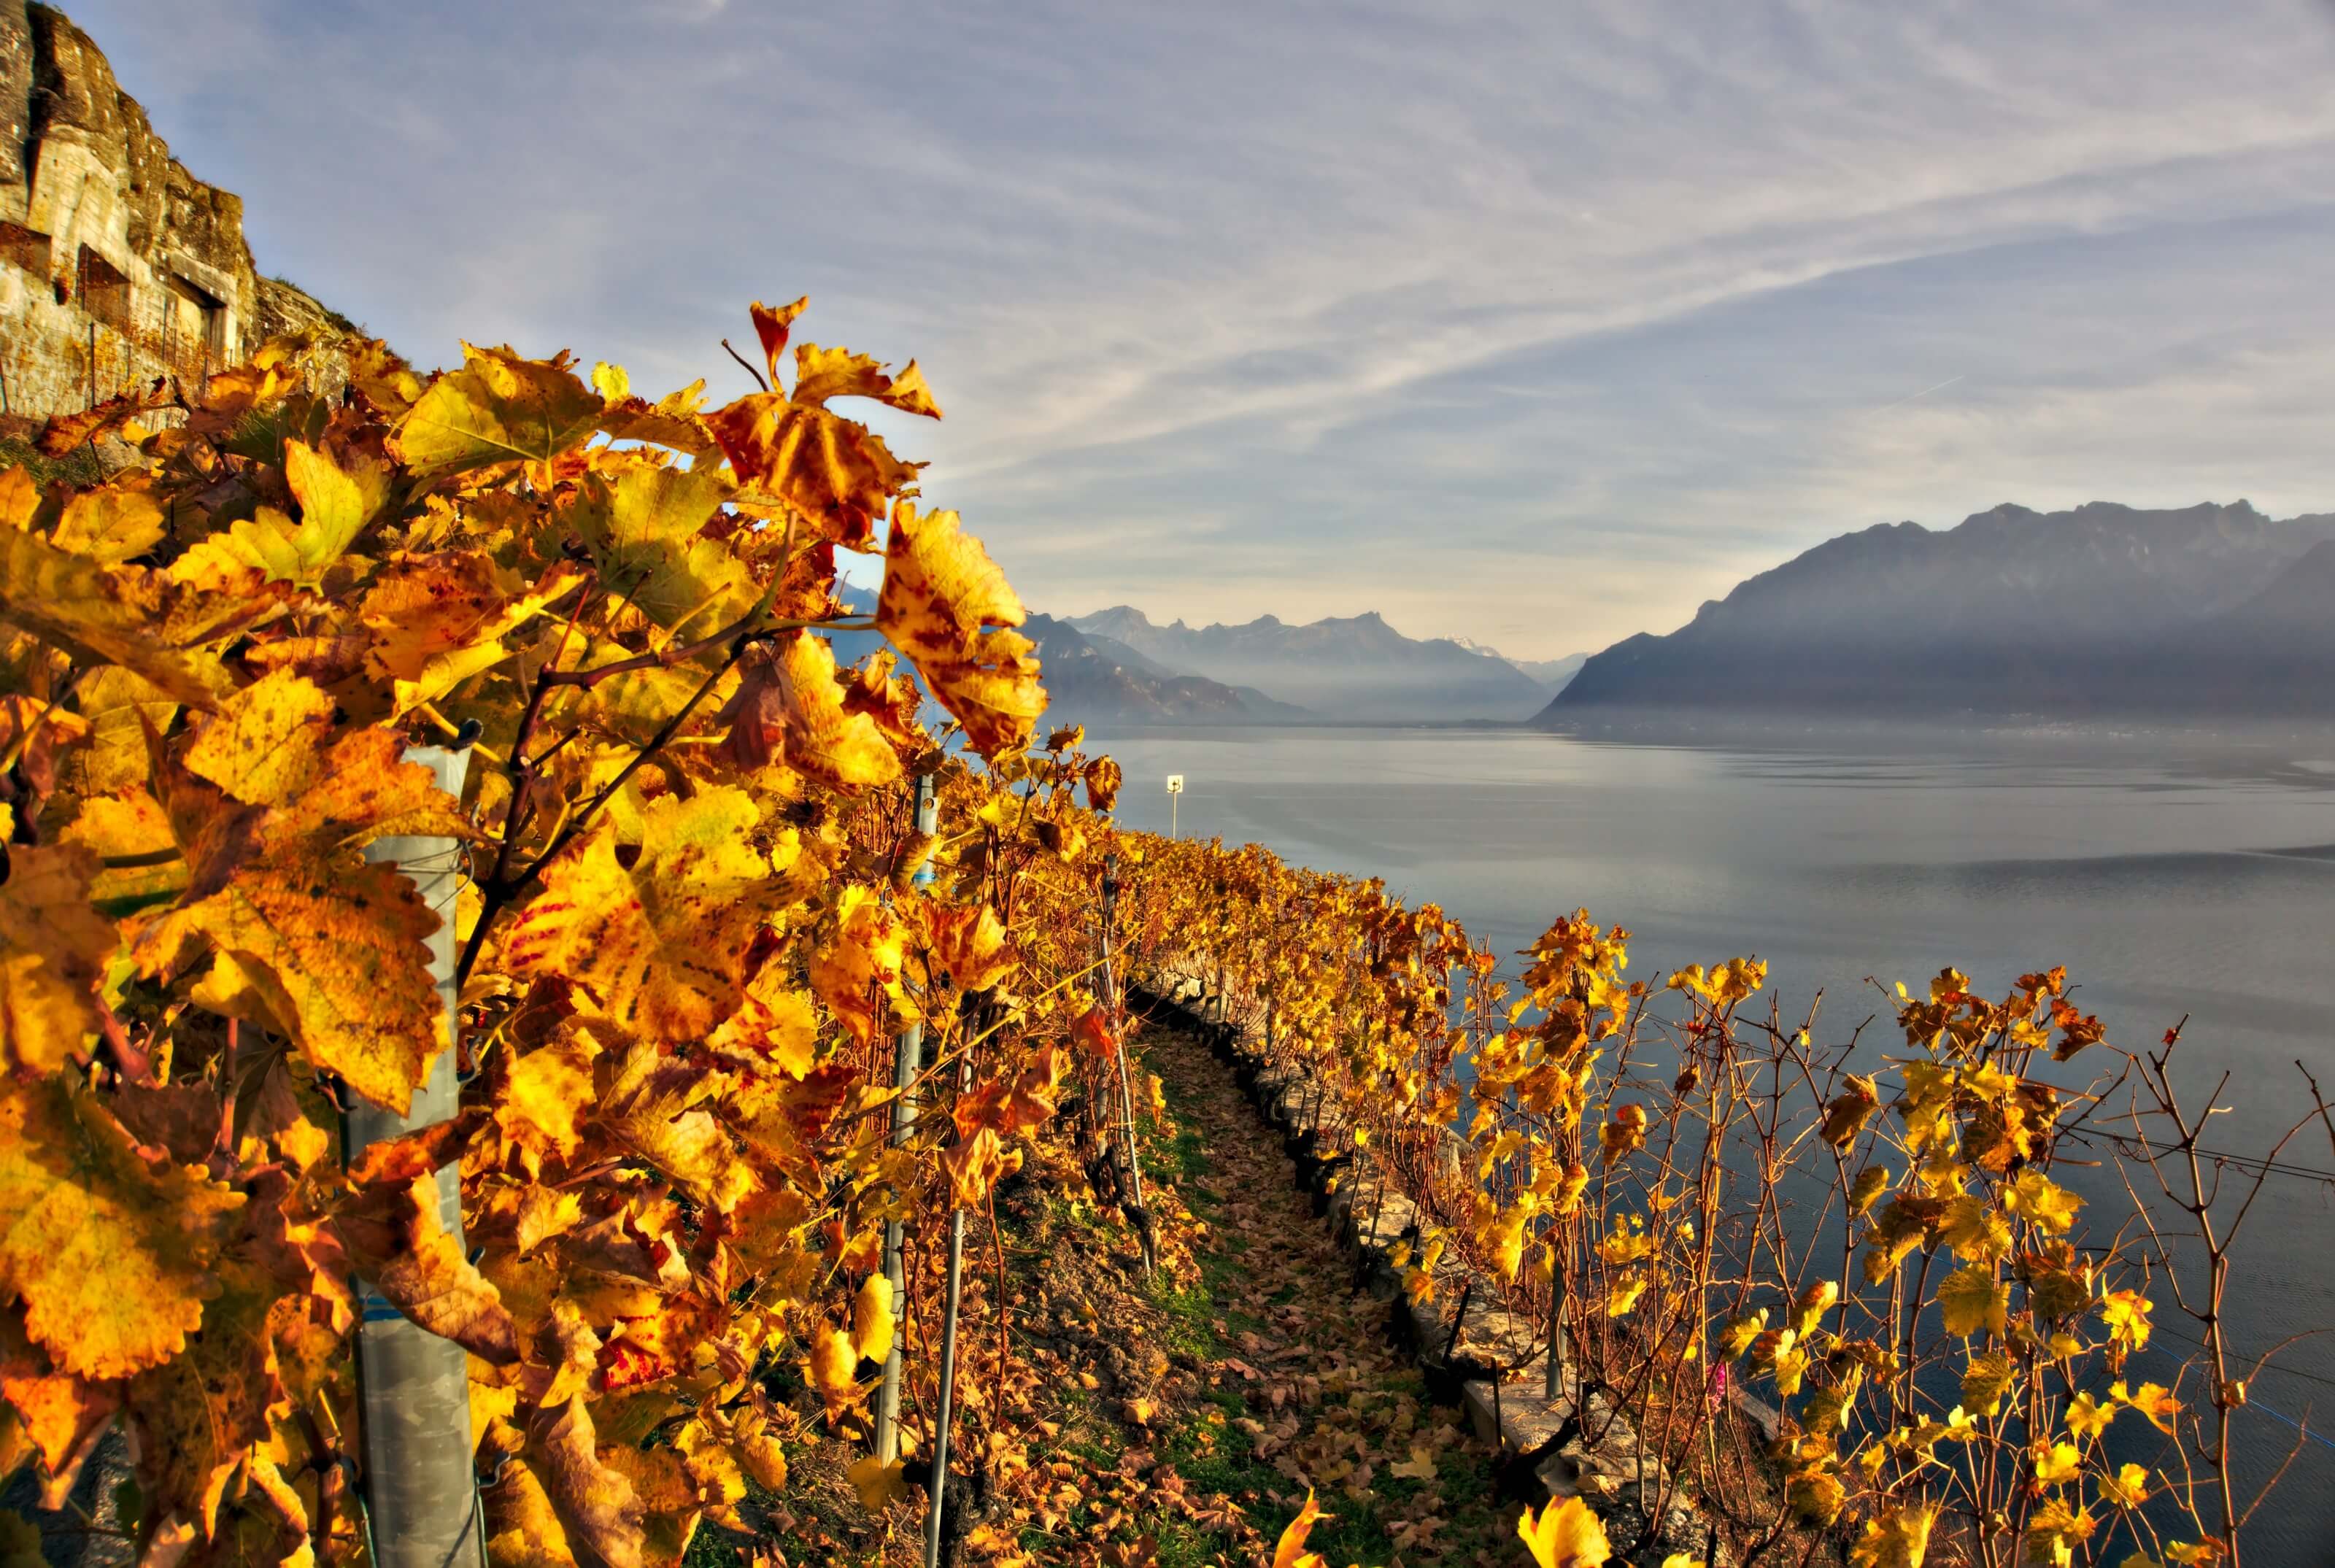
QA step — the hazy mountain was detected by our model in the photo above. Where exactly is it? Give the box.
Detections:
[1541,501,2335,725]
[1072,607,1550,722]
[1446,638,1590,692]
[1022,614,1307,726]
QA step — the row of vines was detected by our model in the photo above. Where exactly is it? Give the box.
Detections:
[0,306,2317,1568]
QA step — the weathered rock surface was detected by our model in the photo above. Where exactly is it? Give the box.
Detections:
[0,3,344,419]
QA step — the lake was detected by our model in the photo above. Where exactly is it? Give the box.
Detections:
[1094,722,2335,1564]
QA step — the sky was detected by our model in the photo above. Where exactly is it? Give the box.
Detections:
[67,0,2335,659]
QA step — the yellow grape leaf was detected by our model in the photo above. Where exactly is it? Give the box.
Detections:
[2004,1170,2080,1235]
[0,526,235,708]
[1787,1467,1845,1526]
[1516,1494,1609,1568]
[1940,1194,2012,1264]
[2066,1391,2115,1440]
[2111,1378,2182,1435]
[852,1273,895,1365]
[806,1325,857,1412]
[283,438,390,563]
[1389,1445,1437,1480]
[790,343,942,417]
[501,787,775,1042]
[56,666,176,796]
[1821,1074,1879,1147]
[596,375,721,457]
[360,552,582,714]
[1937,1264,2010,1339]
[0,1076,244,1378]
[560,463,756,635]
[138,846,447,1115]
[51,487,164,564]
[346,339,428,419]
[2102,1463,2150,1508]
[705,962,817,1077]
[495,1032,601,1170]
[1961,1349,2015,1416]
[393,343,604,482]
[1083,755,1122,812]
[182,667,334,806]
[1848,1503,1937,1568]
[528,1396,647,1568]
[847,1454,906,1513]
[806,884,904,1046]
[0,466,39,530]
[873,502,1046,758]
[765,632,904,789]
[0,844,120,1075]
[1275,1490,1330,1568]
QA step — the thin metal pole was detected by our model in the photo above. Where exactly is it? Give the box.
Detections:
[1170,791,1178,840]
[924,1043,973,1568]
[346,746,488,1568]
[876,773,939,1464]
[1100,857,1148,1276]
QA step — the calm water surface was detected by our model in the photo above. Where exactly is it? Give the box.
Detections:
[1096,725,2335,1563]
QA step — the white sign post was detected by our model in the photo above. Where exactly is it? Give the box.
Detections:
[1165,773,1184,838]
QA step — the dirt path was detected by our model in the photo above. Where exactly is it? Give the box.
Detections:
[756,1016,1521,1568]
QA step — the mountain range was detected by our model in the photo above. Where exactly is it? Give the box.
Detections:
[1540,501,2335,726]
[1066,608,1554,724]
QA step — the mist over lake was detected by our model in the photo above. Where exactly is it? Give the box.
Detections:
[1097,722,2335,1565]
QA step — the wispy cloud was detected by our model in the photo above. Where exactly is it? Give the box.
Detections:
[70,0,2335,654]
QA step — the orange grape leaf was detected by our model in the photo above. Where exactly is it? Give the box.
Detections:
[941,1125,1021,1209]
[393,343,605,482]
[703,393,921,552]
[914,898,1016,992]
[528,1395,647,1568]
[789,343,943,417]
[874,501,1045,757]
[360,552,582,713]
[1083,755,1123,812]
[341,1173,520,1365]
[0,843,120,1074]
[761,631,904,790]
[123,1270,287,1536]
[502,786,775,1041]
[0,526,236,708]
[0,1076,244,1378]
[0,1311,121,1510]
[1273,1491,1329,1568]
[749,298,809,387]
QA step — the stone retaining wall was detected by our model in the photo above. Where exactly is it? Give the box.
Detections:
[1133,980,1766,1566]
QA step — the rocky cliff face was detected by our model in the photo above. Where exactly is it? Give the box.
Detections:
[0,3,341,421]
